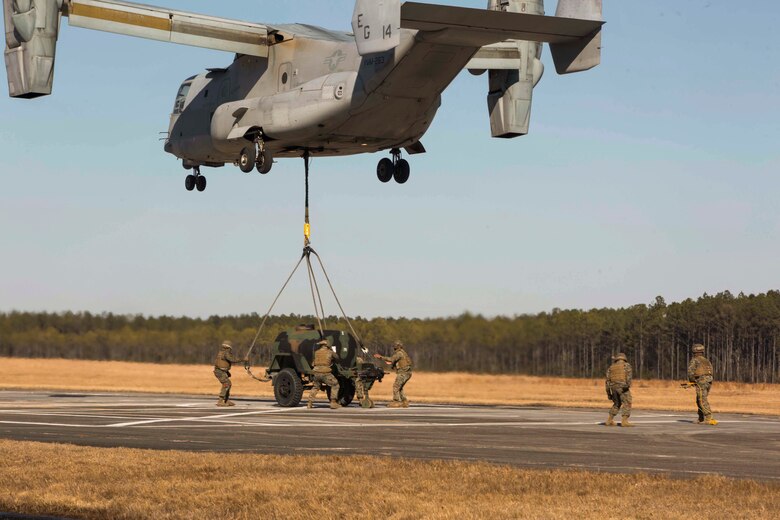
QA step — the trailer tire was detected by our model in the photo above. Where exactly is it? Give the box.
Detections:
[274,368,304,407]
[337,379,355,407]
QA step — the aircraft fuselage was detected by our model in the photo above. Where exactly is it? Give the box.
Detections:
[165,24,445,167]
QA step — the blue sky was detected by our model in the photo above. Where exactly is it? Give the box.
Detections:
[1,1,778,318]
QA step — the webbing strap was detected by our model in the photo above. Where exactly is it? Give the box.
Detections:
[243,151,367,381]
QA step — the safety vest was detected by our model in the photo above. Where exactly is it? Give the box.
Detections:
[313,347,334,374]
[607,361,628,384]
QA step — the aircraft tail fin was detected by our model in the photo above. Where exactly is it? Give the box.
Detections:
[352,0,400,56]
[3,0,62,98]
[549,0,602,74]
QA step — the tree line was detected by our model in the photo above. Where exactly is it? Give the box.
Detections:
[1,290,778,383]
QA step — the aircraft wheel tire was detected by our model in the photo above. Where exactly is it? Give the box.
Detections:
[377,158,394,183]
[273,368,304,407]
[195,176,207,192]
[185,175,196,191]
[256,150,273,174]
[394,159,410,184]
[239,146,256,173]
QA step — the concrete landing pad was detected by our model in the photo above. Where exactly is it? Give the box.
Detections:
[1,391,778,481]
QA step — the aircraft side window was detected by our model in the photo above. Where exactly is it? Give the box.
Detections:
[173,82,192,114]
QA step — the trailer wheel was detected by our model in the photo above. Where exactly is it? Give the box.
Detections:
[337,379,355,407]
[274,368,303,407]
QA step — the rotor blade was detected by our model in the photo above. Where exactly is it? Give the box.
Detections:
[64,0,272,57]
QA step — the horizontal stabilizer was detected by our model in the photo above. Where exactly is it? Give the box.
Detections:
[65,0,271,57]
[400,2,603,48]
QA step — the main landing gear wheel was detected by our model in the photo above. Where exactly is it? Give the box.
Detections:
[184,165,206,192]
[394,159,410,184]
[256,149,273,174]
[239,146,256,173]
[377,158,394,183]
[377,148,411,184]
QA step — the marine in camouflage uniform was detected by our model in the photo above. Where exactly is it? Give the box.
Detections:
[605,352,633,427]
[308,339,341,410]
[374,340,413,408]
[354,356,373,408]
[688,343,717,425]
[213,340,247,407]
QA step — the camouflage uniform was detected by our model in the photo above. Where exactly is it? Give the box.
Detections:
[214,340,246,406]
[308,341,341,409]
[376,341,413,408]
[605,353,633,426]
[688,344,716,424]
[354,356,372,408]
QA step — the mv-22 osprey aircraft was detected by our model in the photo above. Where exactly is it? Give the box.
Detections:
[3,0,603,191]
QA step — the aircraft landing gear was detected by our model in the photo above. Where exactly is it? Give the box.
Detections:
[238,146,256,173]
[238,136,274,174]
[376,148,410,184]
[185,166,207,192]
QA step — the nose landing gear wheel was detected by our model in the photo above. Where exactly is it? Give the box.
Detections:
[239,146,256,173]
[394,159,410,184]
[185,175,196,191]
[377,158,394,183]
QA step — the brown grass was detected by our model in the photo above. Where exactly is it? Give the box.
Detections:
[1,440,779,519]
[2,357,780,415]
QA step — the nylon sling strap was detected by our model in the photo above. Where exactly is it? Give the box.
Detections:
[243,151,366,382]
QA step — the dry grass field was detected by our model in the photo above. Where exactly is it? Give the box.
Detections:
[2,357,779,414]
[1,440,779,520]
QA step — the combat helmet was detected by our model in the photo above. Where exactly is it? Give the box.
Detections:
[221,340,233,350]
[613,352,627,362]
[392,340,403,350]
[316,339,329,348]
[692,343,705,354]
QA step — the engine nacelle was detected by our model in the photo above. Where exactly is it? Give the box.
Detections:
[3,0,62,98]
[482,0,544,138]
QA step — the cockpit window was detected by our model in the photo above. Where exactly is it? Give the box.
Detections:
[173,82,192,114]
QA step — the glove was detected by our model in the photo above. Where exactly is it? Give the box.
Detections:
[373,353,382,359]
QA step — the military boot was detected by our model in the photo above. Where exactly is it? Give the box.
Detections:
[605,415,616,426]
[329,400,341,409]
[216,399,229,407]
[621,417,634,427]
[387,401,403,408]
[706,418,718,426]
[226,400,236,406]
[401,399,410,408]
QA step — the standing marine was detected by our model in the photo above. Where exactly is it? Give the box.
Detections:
[605,352,633,427]
[688,343,717,425]
[353,355,374,408]
[308,339,341,410]
[213,340,248,407]
[374,340,413,408]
